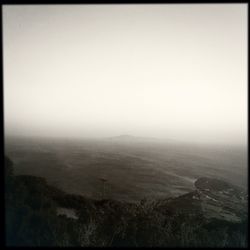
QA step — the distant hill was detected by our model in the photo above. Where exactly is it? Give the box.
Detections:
[106,134,160,144]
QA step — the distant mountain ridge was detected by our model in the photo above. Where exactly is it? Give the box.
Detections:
[106,134,160,143]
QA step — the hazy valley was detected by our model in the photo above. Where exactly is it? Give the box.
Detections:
[5,135,247,203]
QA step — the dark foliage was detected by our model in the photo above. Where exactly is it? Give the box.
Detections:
[5,156,248,247]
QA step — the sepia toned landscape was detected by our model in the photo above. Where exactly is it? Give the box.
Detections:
[4,4,248,247]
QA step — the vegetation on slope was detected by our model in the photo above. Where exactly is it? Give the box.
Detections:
[5,156,248,247]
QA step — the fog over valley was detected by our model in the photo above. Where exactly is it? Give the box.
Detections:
[3,4,247,145]
[3,4,248,247]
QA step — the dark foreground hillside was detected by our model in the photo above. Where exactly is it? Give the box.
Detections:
[5,156,248,247]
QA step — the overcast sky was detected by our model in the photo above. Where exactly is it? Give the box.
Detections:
[3,4,247,144]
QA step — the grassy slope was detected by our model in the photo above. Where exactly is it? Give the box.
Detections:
[5,156,248,247]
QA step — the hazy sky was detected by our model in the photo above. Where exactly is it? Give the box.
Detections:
[3,4,247,144]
